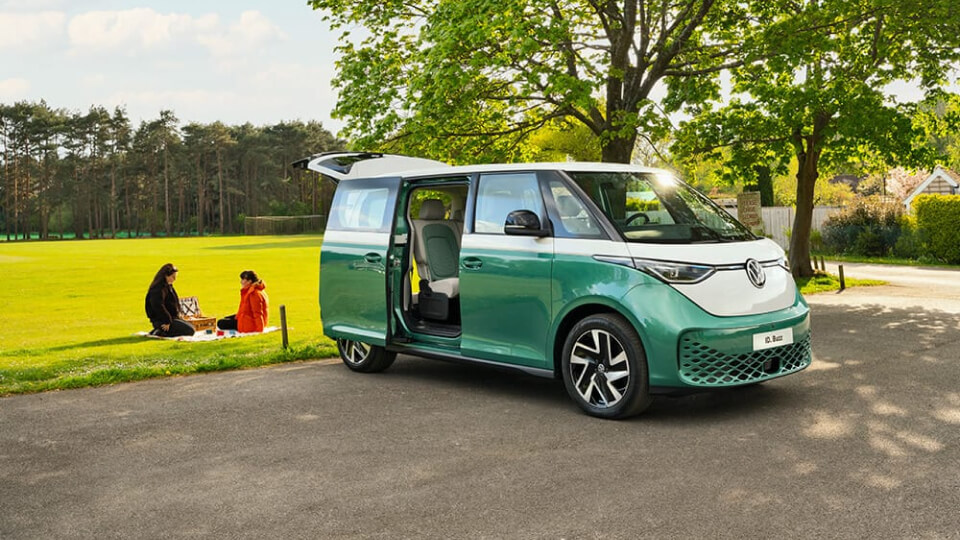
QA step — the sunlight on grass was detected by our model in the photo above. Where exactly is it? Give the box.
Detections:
[1,235,337,395]
[797,272,886,295]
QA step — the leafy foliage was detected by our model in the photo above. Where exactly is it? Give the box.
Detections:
[914,194,960,264]
[821,198,905,256]
[311,0,750,163]
[672,0,960,275]
[0,101,344,239]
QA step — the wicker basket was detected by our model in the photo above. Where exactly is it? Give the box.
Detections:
[179,296,217,333]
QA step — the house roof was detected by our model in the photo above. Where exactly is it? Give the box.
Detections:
[942,167,960,184]
[904,165,960,208]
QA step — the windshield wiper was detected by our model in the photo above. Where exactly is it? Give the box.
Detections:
[690,225,723,242]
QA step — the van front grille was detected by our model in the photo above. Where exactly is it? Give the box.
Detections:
[678,334,811,386]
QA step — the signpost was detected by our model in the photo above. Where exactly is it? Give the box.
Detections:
[737,191,763,235]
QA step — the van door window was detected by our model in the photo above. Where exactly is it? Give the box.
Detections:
[547,180,603,238]
[474,173,545,234]
[328,185,393,232]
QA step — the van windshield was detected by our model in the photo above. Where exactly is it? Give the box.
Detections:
[566,171,756,244]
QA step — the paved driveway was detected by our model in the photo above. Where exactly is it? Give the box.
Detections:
[2,265,959,538]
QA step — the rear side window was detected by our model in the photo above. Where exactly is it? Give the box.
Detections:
[327,179,399,233]
[474,173,545,234]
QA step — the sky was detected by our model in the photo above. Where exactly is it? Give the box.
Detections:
[1,1,955,141]
[0,0,345,132]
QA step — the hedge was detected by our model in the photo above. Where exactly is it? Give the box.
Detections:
[914,194,960,264]
[821,198,903,256]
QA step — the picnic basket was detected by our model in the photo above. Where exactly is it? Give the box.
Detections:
[178,296,216,332]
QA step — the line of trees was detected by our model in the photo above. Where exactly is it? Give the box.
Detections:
[0,101,344,240]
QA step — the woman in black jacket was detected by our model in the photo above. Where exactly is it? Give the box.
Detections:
[145,263,195,337]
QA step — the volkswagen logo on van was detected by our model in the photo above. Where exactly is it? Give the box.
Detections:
[745,258,766,288]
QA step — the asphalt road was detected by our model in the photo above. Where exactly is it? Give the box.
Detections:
[2,265,959,538]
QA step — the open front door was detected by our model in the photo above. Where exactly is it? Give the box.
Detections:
[320,176,403,346]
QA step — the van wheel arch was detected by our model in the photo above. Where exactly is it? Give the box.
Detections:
[553,303,645,377]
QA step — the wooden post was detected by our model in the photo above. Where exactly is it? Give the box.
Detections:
[280,304,289,349]
[838,265,846,291]
[820,255,826,272]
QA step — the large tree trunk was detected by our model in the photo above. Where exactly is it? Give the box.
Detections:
[600,133,635,164]
[789,133,823,278]
[789,112,833,279]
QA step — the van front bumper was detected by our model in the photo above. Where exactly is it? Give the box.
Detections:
[677,317,811,387]
[619,283,811,389]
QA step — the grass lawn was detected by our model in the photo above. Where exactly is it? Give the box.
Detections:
[796,272,886,294]
[1,234,885,395]
[1,235,336,395]
[814,253,960,269]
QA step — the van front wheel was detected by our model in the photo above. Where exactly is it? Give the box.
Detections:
[336,339,396,373]
[561,314,652,419]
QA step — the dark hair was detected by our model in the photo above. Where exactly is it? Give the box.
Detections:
[149,263,178,289]
[240,270,259,283]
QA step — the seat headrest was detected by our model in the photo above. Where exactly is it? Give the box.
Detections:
[419,199,446,220]
[556,195,580,217]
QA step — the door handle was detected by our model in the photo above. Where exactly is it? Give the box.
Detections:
[364,253,382,264]
[462,257,483,270]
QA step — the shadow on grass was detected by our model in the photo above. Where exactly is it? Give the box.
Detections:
[36,335,145,353]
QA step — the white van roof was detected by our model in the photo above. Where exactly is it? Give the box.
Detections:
[294,151,671,181]
[293,152,450,182]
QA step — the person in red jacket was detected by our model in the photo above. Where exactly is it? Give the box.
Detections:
[216,270,269,333]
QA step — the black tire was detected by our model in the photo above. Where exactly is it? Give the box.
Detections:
[560,314,652,419]
[337,339,396,373]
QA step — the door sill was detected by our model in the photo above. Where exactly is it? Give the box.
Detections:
[385,343,555,379]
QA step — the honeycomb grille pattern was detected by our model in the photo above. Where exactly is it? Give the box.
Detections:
[679,334,811,386]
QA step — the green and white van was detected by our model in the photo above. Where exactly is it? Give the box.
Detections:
[300,152,810,419]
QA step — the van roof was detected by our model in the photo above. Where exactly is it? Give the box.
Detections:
[385,161,670,179]
[295,150,672,182]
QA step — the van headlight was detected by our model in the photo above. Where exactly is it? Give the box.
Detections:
[632,258,716,284]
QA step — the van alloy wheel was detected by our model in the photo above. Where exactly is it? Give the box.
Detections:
[569,329,631,408]
[338,339,370,365]
[336,339,397,373]
[560,314,652,419]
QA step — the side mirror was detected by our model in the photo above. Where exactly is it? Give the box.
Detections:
[504,210,550,237]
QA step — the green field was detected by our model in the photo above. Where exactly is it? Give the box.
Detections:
[1,234,882,395]
[1,235,337,395]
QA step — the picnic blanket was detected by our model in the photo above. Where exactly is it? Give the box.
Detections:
[136,326,281,342]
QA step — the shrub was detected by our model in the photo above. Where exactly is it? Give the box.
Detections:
[892,215,921,259]
[809,229,824,253]
[821,197,904,256]
[914,194,960,264]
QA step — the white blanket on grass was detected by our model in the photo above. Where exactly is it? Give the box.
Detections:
[136,326,280,342]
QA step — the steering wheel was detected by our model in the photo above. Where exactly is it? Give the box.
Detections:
[624,212,650,226]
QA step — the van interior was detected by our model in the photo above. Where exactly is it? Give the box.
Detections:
[399,182,468,337]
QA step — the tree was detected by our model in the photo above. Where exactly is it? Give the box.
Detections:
[673,0,960,277]
[311,0,751,164]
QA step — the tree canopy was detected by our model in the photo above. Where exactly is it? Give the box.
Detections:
[671,0,960,276]
[311,0,748,163]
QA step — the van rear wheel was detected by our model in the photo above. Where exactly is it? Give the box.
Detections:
[336,339,396,373]
[561,314,652,419]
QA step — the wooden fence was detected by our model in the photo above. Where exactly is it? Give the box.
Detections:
[726,206,840,249]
